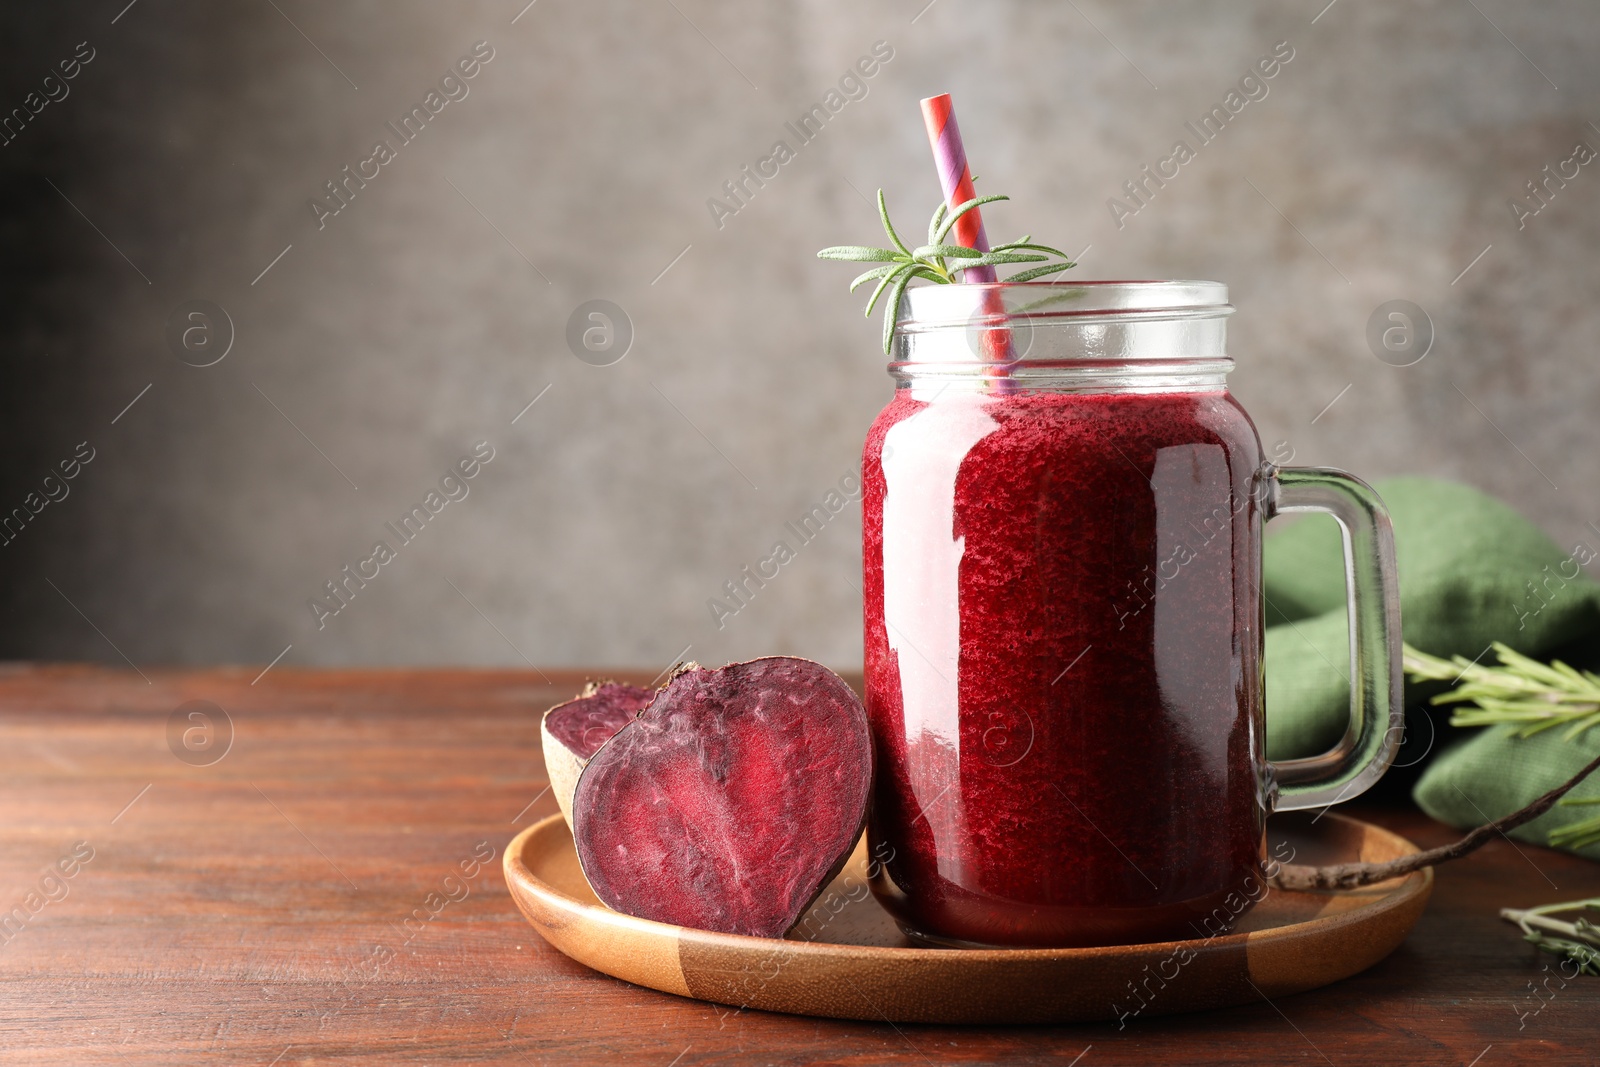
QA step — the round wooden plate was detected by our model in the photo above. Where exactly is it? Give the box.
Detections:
[503,811,1431,1024]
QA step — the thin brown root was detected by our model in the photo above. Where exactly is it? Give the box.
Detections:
[1271,751,1600,892]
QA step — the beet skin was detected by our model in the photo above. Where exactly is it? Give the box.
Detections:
[542,682,655,826]
[571,657,872,939]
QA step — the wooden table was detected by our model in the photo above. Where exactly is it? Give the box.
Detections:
[2,665,1596,1065]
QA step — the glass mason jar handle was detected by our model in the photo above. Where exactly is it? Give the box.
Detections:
[1263,465,1404,812]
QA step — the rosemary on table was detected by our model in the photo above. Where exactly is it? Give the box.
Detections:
[1501,898,1600,976]
[1405,643,1600,971]
[816,190,1077,354]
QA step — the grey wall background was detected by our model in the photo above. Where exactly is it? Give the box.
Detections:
[0,0,1596,673]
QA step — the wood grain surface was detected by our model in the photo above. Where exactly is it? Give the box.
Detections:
[1,664,1597,1065]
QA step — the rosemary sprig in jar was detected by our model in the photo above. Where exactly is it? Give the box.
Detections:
[816,190,1077,353]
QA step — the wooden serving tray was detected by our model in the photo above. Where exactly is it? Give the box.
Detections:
[503,811,1431,1024]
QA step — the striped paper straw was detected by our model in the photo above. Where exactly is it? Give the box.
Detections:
[920,93,997,283]
[921,93,1013,385]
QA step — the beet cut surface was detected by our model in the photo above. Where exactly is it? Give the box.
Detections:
[545,682,654,760]
[572,657,872,939]
[542,681,655,827]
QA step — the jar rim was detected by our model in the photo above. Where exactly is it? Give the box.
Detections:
[889,280,1233,386]
[895,280,1232,331]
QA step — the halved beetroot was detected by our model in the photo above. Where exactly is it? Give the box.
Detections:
[572,657,872,938]
[541,681,655,826]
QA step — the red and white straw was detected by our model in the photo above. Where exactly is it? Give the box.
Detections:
[920,94,996,280]
[920,93,1013,381]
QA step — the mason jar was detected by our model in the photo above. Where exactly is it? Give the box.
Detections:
[860,281,1402,947]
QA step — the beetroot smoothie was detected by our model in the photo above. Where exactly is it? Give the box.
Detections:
[862,386,1267,947]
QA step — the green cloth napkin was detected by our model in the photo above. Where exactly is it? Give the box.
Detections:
[1263,476,1600,858]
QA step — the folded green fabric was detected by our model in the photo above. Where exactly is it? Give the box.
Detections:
[1263,476,1600,857]
[1410,725,1600,861]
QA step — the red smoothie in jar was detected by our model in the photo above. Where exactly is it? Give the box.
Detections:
[861,386,1267,947]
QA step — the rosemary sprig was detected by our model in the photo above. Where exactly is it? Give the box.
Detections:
[1549,797,1600,850]
[1501,899,1600,976]
[817,190,1077,354]
[1400,644,1600,974]
[1402,641,1600,741]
